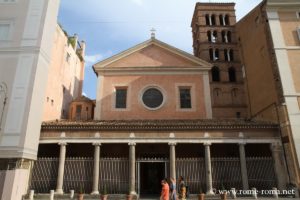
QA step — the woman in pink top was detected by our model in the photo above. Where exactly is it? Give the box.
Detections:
[160,179,170,200]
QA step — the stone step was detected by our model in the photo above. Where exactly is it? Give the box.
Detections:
[23,194,298,200]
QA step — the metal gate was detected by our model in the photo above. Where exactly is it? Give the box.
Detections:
[30,156,277,194]
[211,157,242,190]
[30,157,58,193]
[63,157,93,193]
[246,157,276,190]
[30,157,129,194]
[176,158,205,194]
[0,171,7,197]
[100,157,129,194]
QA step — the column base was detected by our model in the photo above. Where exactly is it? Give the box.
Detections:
[91,191,99,195]
[130,191,137,195]
[206,190,215,195]
[55,189,63,194]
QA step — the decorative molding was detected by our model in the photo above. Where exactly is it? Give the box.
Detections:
[39,138,282,145]
[0,158,32,170]
[129,133,135,138]
[94,132,100,138]
[169,133,175,138]
[204,132,210,138]
[60,132,66,138]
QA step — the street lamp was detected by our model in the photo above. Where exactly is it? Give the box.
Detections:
[0,82,8,131]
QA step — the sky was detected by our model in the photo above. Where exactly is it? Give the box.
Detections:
[58,0,263,99]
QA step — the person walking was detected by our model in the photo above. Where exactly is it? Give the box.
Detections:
[178,176,186,200]
[170,178,177,200]
[160,179,170,200]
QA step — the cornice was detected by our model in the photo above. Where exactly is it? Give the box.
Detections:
[41,119,279,131]
[266,0,300,10]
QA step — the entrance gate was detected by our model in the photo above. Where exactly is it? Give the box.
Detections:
[136,158,169,196]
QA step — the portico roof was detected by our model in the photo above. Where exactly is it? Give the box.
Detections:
[41,119,278,131]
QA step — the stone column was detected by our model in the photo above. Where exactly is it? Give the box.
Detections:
[209,15,212,26]
[213,49,216,60]
[129,142,136,195]
[56,142,67,194]
[91,143,101,195]
[204,142,214,195]
[222,15,226,26]
[271,143,287,190]
[239,142,249,190]
[224,32,228,43]
[169,142,176,180]
[227,49,231,61]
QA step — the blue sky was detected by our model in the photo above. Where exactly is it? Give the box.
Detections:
[58,0,262,99]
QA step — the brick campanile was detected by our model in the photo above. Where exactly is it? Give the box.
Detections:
[191,3,247,118]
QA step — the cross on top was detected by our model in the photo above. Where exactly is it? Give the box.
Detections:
[150,28,156,39]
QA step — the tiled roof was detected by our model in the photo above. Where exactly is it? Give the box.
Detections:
[41,119,278,131]
[72,95,94,103]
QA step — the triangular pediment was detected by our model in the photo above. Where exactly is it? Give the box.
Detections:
[93,38,212,74]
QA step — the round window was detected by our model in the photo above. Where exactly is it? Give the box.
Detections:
[142,88,164,109]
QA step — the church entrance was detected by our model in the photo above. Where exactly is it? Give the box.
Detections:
[137,160,168,197]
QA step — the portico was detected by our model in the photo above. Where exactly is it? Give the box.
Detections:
[29,119,288,195]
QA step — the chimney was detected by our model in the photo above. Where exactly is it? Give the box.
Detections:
[73,33,78,50]
[79,40,86,57]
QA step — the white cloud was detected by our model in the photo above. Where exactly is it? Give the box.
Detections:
[85,54,103,64]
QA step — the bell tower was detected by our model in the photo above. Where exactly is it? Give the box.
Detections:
[191,3,247,118]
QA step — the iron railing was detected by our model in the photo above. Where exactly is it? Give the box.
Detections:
[246,157,276,190]
[176,158,206,193]
[30,156,276,194]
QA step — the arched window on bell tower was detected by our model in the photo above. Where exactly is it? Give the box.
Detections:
[211,14,216,25]
[227,31,232,43]
[211,66,220,82]
[228,67,236,82]
[205,14,210,25]
[207,31,212,42]
[225,14,230,25]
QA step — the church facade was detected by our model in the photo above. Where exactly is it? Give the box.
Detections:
[31,36,288,198]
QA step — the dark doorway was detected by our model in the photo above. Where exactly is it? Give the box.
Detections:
[140,162,165,197]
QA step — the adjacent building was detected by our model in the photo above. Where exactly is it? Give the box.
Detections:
[42,25,85,121]
[236,0,300,188]
[0,0,60,199]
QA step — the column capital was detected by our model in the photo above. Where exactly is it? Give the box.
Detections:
[92,142,101,146]
[238,141,247,146]
[203,142,212,146]
[58,142,67,146]
[271,142,282,152]
[128,142,136,146]
[168,142,176,146]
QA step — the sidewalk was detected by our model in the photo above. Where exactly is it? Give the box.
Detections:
[23,194,300,200]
